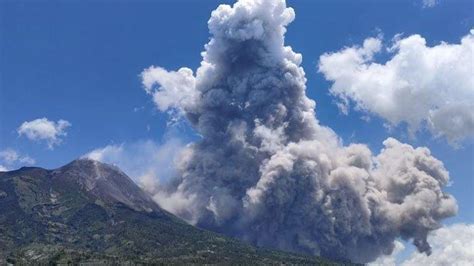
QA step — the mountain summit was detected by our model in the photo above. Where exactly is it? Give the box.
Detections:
[0,159,341,264]
[53,159,159,213]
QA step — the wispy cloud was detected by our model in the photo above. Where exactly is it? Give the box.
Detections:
[422,0,438,8]
[84,138,185,196]
[18,118,71,149]
[0,148,35,170]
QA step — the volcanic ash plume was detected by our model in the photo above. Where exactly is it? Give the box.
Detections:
[141,0,457,263]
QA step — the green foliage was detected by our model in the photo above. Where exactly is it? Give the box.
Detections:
[0,166,358,265]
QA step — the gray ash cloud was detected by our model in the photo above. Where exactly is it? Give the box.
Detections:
[140,0,457,263]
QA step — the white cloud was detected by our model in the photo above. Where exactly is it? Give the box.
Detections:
[141,67,198,114]
[372,224,474,266]
[402,223,474,266]
[84,138,186,197]
[0,148,35,170]
[422,0,438,8]
[319,30,474,146]
[17,118,71,149]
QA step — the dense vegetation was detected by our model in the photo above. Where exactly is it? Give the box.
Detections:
[0,161,357,265]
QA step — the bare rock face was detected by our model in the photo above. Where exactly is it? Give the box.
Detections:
[52,159,159,213]
[0,159,341,265]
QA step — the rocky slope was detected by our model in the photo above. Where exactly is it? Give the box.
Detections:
[0,159,348,265]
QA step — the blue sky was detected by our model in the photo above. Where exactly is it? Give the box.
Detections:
[1,0,473,255]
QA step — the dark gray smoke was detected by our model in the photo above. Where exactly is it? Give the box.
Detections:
[140,0,457,263]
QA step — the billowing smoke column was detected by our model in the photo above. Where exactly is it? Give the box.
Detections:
[141,0,457,263]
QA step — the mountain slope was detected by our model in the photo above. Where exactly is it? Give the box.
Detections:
[0,159,346,265]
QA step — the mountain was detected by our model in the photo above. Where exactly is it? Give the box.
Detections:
[0,159,347,265]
